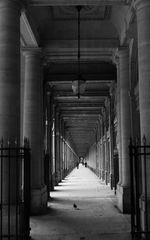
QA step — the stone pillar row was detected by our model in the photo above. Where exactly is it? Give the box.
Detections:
[116,0,150,217]
[0,0,47,214]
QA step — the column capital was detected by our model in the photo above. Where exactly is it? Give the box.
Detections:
[117,46,129,58]
[23,47,42,58]
[134,0,150,11]
[112,55,119,67]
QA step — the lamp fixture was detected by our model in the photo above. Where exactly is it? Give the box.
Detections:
[72,6,86,99]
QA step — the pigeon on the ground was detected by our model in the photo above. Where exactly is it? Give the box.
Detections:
[73,203,77,209]
[73,203,79,210]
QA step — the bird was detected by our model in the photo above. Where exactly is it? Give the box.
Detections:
[73,203,79,210]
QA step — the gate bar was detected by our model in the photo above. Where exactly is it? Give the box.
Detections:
[143,136,148,238]
[8,141,10,240]
[129,138,135,238]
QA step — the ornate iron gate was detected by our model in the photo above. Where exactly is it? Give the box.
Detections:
[0,138,31,239]
[129,137,150,239]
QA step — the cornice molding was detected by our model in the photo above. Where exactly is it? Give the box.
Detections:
[120,0,136,46]
[134,0,150,11]
[42,39,118,63]
[22,47,42,58]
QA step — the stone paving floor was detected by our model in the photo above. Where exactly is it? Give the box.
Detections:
[30,164,132,240]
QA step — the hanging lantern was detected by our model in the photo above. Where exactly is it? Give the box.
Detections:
[72,6,86,98]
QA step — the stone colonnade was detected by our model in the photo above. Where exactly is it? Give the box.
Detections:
[116,0,150,219]
[115,0,150,216]
[1,0,150,227]
[0,0,79,215]
[86,105,113,189]
[44,96,79,190]
[135,0,150,230]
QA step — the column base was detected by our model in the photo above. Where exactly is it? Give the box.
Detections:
[105,171,109,185]
[116,183,131,213]
[50,173,55,190]
[55,170,61,185]
[97,169,101,178]
[109,173,113,190]
[101,170,105,181]
[31,184,48,215]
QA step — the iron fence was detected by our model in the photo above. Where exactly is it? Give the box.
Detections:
[0,138,31,239]
[129,136,150,239]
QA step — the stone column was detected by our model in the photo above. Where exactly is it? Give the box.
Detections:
[51,103,56,189]
[108,93,114,189]
[46,89,53,194]
[116,47,131,213]
[99,117,103,180]
[135,0,150,230]
[55,108,60,185]
[59,118,64,180]
[23,48,47,214]
[115,57,122,186]
[62,122,65,179]
[0,0,21,205]
[64,140,67,176]
[0,0,21,141]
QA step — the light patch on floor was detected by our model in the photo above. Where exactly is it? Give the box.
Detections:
[31,165,131,240]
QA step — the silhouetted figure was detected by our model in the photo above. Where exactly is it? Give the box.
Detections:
[76,162,79,169]
[85,162,87,167]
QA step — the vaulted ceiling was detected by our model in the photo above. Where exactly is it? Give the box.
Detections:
[23,0,134,157]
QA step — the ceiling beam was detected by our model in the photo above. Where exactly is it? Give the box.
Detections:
[30,0,130,6]
[47,74,115,82]
[65,121,98,125]
[48,80,113,85]
[62,109,100,114]
[54,91,109,97]
[63,114,98,118]
[61,107,102,111]
[58,102,104,107]
[54,96,106,101]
